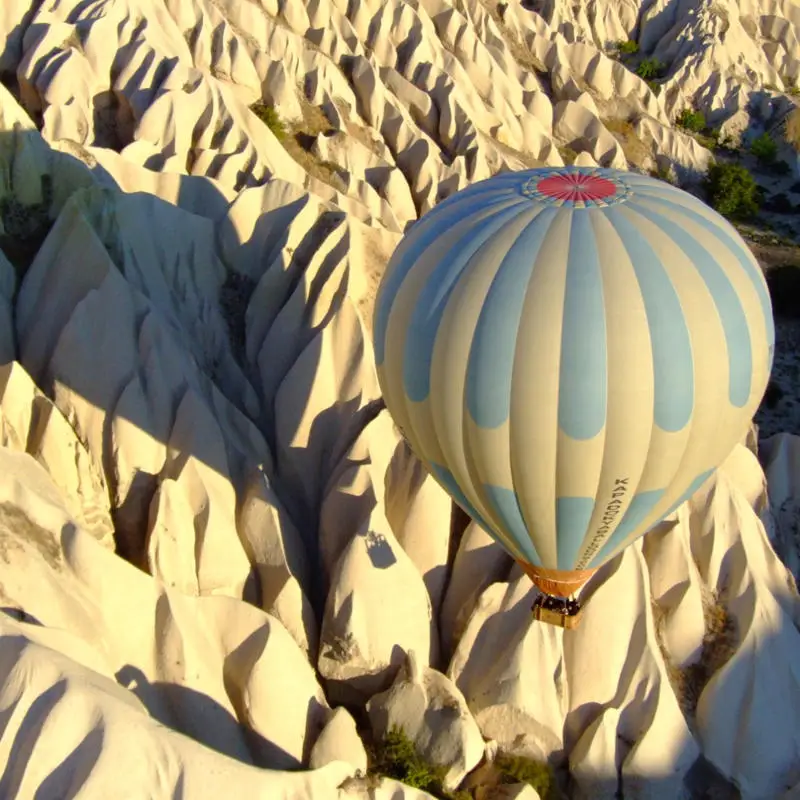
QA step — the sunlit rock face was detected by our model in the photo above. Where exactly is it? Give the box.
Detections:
[0,0,799,796]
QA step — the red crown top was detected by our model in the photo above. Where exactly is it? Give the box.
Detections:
[535,172,619,202]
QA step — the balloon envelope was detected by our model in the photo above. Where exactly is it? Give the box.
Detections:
[373,167,774,587]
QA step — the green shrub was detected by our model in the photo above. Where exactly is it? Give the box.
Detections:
[558,145,579,165]
[676,108,706,132]
[647,80,662,96]
[615,39,639,55]
[636,58,666,80]
[715,131,738,153]
[750,132,778,164]
[495,753,560,800]
[249,101,287,140]
[368,727,470,800]
[704,162,762,220]
[651,162,677,184]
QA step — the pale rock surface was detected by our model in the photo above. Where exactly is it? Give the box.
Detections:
[449,544,700,790]
[487,785,541,800]
[0,447,330,771]
[85,144,237,219]
[318,500,433,705]
[384,440,453,618]
[1,0,800,797]
[760,433,800,578]
[14,190,268,583]
[641,514,708,669]
[343,777,439,800]
[568,707,620,800]
[440,520,514,660]
[237,467,319,658]
[553,100,628,169]
[0,361,115,550]
[310,706,369,773]
[0,614,357,799]
[366,650,484,791]
[634,116,713,182]
[573,150,601,168]
[685,466,800,797]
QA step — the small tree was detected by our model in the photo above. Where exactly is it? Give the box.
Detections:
[750,132,778,164]
[636,58,666,80]
[676,108,706,132]
[249,101,287,140]
[615,39,639,55]
[704,162,762,220]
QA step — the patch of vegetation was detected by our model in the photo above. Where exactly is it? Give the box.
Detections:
[750,131,778,165]
[676,108,706,133]
[603,117,651,169]
[614,39,639,56]
[558,145,579,165]
[250,97,347,191]
[0,174,54,282]
[647,80,662,97]
[704,162,762,220]
[367,727,470,800]
[250,101,287,140]
[332,98,383,156]
[479,0,548,77]
[785,108,800,151]
[695,128,722,150]
[60,30,83,51]
[494,753,560,800]
[651,162,677,184]
[635,58,667,81]
[672,110,727,151]
[672,592,738,722]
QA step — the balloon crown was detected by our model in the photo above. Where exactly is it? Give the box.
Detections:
[521,167,632,208]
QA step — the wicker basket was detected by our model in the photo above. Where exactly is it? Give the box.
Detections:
[531,600,584,630]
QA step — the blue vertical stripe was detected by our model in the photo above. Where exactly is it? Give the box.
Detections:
[373,190,521,365]
[659,468,716,519]
[403,201,530,402]
[558,211,608,440]
[605,207,695,432]
[637,193,775,356]
[589,488,666,567]
[483,484,541,565]
[466,207,558,428]
[556,496,595,570]
[632,204,752,407]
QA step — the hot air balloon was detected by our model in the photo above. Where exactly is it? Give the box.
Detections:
[373,167,774,628]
